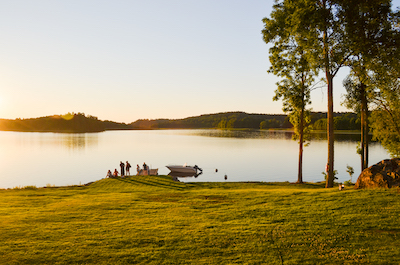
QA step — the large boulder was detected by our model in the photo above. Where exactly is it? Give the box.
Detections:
[355,158,400,189]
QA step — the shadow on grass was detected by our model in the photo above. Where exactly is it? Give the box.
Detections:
[114,176,186,191]
[294,182,327,189]
[189,181,327,190]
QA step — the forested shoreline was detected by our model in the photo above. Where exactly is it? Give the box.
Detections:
[0,113,131,133]
[0,111,362,132]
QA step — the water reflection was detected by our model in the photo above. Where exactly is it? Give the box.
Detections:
[57,133,99,150]
[189,129,373,142]
[310,131,375,142]
[0,130,389,189]
[32,133,99,150]
[190,129,294,140]
[168,171,202,182]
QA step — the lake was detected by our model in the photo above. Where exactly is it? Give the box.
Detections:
[0,129,389,189]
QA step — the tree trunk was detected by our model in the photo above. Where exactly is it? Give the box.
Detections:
[326,75,335,188]
[360,82,368,171]
[322,0,334,188]
[360,84,366,170]
[298,104,304,184]
[365,107,369,168]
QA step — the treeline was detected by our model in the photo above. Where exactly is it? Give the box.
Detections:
[0,111,362,132]
[0,113,130,133]
[311,112,361,130]
[130,112,289,129]
[130,111,361,130]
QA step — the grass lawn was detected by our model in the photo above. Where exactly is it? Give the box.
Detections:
[1,176,399,264]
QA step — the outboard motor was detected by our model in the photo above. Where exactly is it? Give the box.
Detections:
[194,165,203,173]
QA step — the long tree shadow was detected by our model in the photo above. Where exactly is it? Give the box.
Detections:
[114,176,186,191]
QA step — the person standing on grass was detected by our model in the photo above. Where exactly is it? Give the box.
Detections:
[137,164,140,174]
[120,161,125,177]
[126,161,131,176]
[143,162,148,174]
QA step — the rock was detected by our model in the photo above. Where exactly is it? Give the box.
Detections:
[355,158,400,189]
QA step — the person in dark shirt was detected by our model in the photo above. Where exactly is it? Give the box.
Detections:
[120,161,125,177]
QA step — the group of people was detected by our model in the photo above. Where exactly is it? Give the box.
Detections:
[106,161,149,178]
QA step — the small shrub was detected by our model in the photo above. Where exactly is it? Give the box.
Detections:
[346,165,355,184]
[322,170,338,180]
[23,185,38,190]
[344,180,353,186]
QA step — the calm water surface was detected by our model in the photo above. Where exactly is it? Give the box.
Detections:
[0,129,389,189]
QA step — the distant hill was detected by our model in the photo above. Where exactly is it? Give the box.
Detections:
[0,111,361,132]
[129,111,359,130]
[130,112,291,129]
[0,113,130,133]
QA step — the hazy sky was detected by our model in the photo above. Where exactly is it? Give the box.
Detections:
[1,1,399,123]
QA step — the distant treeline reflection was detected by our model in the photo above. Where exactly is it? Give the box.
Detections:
[191,129,369,142]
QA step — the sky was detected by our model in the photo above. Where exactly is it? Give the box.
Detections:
[1,1,399,123]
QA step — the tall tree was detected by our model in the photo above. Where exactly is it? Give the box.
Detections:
[311,0,352,187]
[263,9,315,183]
[263,0,351,187]
[272,52,314,184]
[273,72,313,183]
[342,74,371,170]
[369,10,400,156]
[340,0,397,171]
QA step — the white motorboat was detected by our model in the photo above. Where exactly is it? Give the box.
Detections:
[166,164,202,174]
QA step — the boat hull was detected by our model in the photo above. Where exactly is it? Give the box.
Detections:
[166,165,197,174]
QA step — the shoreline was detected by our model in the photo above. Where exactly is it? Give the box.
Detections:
[1,176,338,191]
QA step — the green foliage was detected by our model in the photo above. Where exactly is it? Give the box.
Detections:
[340,1,399,171]
[1,177,400,264]
[289,110,311,142]
[356,142,362,156]
[370,77,400,157]
[226,118,236,129]
[0,111,366,132]
[343,180,353,186]
[12,185,38,190]
[133,112,289,130]
[263,0,318,148]
[312,113,360,130]
[371,110,400,157]
[342,76,369,114]
[263,0,357,187]
[346,165,354,177]
[346,165,355,184]
[260,119,280,129]
[217,118,227,129]
[334,113,361,130]
[0,113,130,132]
[312,118,327,130]
[322,170,338,181]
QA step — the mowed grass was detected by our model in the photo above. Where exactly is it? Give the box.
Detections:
[1,176,400,265]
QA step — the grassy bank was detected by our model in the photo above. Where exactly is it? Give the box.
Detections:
[1,176,399,264]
